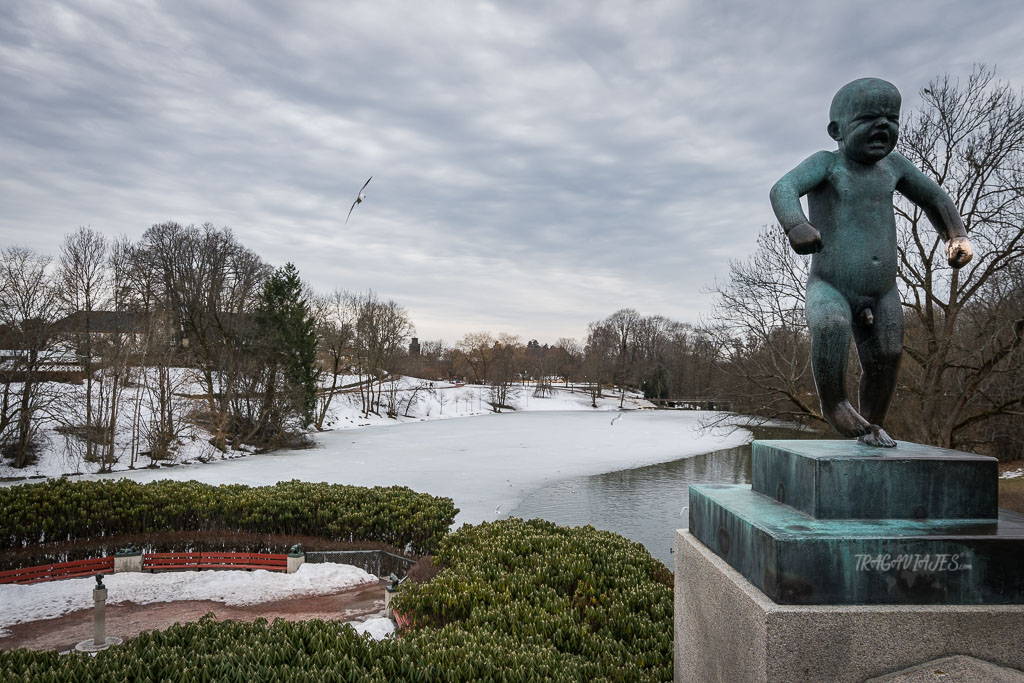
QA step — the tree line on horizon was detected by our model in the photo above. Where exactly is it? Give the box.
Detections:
[1,67,1021,470]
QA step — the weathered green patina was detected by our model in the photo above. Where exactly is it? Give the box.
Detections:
[770,78,974,448]
[688,483,1022,605]
[751,440,997,520]
[688,440,1023,605]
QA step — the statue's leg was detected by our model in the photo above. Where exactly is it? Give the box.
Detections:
[805,277,871,438]
[853,287,902,447]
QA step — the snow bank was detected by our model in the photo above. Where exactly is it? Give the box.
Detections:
[0,376,650,479]
[0,562,376,637]
[350,616,395,640]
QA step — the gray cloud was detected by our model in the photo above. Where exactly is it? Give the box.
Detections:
[3,0,1024,343]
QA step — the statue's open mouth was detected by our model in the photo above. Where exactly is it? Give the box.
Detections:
[869,131,889,144]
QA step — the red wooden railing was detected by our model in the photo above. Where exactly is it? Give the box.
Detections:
[0,552,288,585]
[143,551,287,572]
[0,556,114,585]
[140,551,201,571]
[393,610,413,631]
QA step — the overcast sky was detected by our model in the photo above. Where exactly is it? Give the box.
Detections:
[3,1,1024,344]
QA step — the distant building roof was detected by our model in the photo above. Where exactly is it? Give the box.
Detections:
[53,310,147,335]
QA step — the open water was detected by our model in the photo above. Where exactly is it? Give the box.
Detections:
[510,424,815,567]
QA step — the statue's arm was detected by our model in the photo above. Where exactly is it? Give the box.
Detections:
[769,151,831,254]
[892,152,972,267]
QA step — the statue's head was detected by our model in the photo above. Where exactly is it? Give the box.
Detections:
[827,78,901,164]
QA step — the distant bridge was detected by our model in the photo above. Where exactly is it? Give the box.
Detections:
[645,398,733,411]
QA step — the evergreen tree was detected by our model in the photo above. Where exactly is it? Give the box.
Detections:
[258,263,318,430]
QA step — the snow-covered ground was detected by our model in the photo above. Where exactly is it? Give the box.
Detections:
[351,616,396,639]
[0,562,379,638]
[0,372,656,479]
[1002,468,1023,479]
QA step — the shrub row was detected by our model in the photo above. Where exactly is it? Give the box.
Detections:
[393,517,674,680]
[0,478,457,556]
[0,519,674,681]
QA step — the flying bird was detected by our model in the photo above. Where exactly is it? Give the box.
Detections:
[345,176,372,224]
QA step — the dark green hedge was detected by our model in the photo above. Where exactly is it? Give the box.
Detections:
[393,518,674,680]
[0,478,457,556]
[0,519,674,682]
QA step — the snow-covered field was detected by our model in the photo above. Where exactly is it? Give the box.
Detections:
[0,373,657,479]
[0,562,380,638]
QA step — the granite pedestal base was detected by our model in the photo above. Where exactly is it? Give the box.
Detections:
[674,530,1024,683]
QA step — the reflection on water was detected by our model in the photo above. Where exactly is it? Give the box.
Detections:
[509,425,815,567]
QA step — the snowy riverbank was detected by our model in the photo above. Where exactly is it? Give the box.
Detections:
[0,375,655,480]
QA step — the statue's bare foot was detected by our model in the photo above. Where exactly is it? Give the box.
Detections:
[858,425,897,448]
[825,400,872,437]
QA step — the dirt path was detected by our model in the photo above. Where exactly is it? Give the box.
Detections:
[0,578,387,653]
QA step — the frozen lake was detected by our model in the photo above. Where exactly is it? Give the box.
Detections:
[511,424,813,566]
[84,410,751,536]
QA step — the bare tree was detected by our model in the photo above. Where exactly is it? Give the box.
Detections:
[487,333,523,411]
[456,332,495,384]
[130,310,191,465]
[311,289,355,430]
[400,379,432,417]
[435,384,450,415]
[348,291,414,418]
[0,247,61,467]
[552,337,582,389]
[630,314,676,400]
[136,222,270,449]
[583,322,616,408]
[94,237,138,469]
[893,66,1024,451]
[112,240,189,467]
[701,225,820,427]
[418,339,452,381]
[56,227,110,464]
[605,309,642,407]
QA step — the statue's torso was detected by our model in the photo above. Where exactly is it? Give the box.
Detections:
[807,152,899,298]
